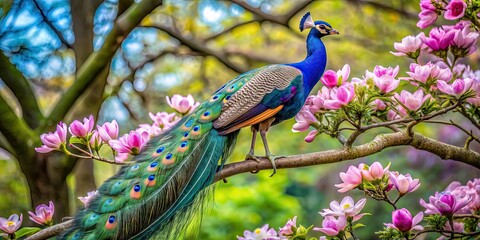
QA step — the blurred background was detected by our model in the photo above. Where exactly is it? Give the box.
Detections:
[0,0,479,239]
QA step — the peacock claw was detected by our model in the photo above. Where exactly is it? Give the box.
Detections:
[266,154,283,177]
[245,153,260,163]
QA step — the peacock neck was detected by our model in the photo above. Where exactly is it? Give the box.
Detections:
[287,35,327,98]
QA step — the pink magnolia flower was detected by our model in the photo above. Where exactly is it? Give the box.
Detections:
[69,115,95,138]
[389,172,420,195]
[320,196,367,221]
[444,0,467,20]
[28,201,54,226]
[166,94,200,115]
[136,124,163,138]
[0,214,22,234]
[109,131,148,155]
[321,70,339,88]
[465,178,480,211]
[417,0,442,29]
[324,84,356,110]
[307,87,331,113]
[149,112,180,130]
[97,120,119,142]
[292,106,317,132]
[335,165,362,192]
[385,208,423,232]
[359,162,389,181]
[237,224,279,240]
[445,179,480,213]
[313,216,346,236]
[451,26,479,55]
[437,78,473,97]
[35,122,68,153]
[78,191,98,207]
[394,90,431,111]
[278,216,297,237]
[89,131,103,151]
[373,75,400,93]
[406,62,452,84]
[321,64,350,88]
[371,99,387,111]
[391,33,424,57]
[374,65,399,78]
[420,192,470,215]
[114,152,130,163]
[304,130,318,143]
[421,27,456,51]
[387,109,402,120]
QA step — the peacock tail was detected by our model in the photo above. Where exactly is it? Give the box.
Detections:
[60,67,264,240]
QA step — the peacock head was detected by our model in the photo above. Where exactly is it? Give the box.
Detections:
[299,12,339,38]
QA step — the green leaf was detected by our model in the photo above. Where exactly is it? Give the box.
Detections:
[353,223,366,229]
[69,136,85,145]
[14,227,41,238]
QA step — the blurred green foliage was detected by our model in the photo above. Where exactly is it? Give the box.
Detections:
[0,0,479,239]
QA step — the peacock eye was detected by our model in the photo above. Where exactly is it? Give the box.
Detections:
[319,25,326,29]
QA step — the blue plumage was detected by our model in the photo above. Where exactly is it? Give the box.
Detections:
[61,12,337,239]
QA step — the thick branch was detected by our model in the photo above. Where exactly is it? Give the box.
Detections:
[0,93,36,159]
[214,131,480,182]
[0,51,44,128]
[42,0,163,129]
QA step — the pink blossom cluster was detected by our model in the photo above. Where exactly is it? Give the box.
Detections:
[335,161,420,195]
[35,94,200,163]
[420,178,479,216]
[315,196,367,236]
[237,224,283,240]
[395,19,478,59]
[237,174,479,238]
[417,0,467,29]
[0,201,57,238]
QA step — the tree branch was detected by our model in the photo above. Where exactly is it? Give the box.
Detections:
[25,220,73,240]
[32,0,72,48]
[0,93,36,159]
[42,0,163,129]
[145,25,247,73]
[214,131,480,182]
[203,20,255,42]
[230,0,312,30]
[25,129,480,240]
[0,51,44,129]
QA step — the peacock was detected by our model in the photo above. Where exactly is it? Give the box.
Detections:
[61,12,338,240]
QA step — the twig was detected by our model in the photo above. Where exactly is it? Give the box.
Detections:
[25,220,73,240]
[424,120,480,145]
[362,101,461,131]
[32,0,72,48]
[68,144,128,166]
[459,105,480,130]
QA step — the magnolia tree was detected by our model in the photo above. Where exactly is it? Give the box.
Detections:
[3,0,480,239]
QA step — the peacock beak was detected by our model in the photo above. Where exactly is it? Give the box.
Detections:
[329,29,339,35]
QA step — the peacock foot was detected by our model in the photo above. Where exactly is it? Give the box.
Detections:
[245,152,261,163]
[266,154,285,177]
